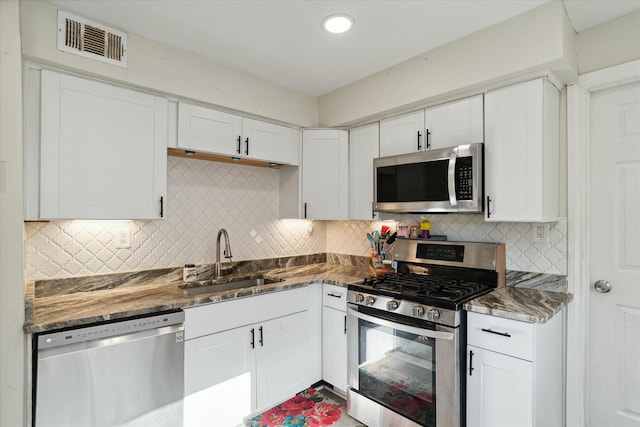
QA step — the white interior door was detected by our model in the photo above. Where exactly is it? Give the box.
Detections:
[589,81,640,426]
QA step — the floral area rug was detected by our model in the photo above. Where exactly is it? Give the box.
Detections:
[243,388,366,427]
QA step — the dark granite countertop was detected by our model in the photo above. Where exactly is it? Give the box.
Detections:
[25,255,572,332]
[24,258,372,333]
[464,271,572,323]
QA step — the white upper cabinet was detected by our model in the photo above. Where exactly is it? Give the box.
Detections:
[39,70,167,220]
[302,129,349,220]
[380,95,484,157]
[349,123,379,220]
[177,103,242,156]
[424,95,484,149]
[484,78,559,222]
[241,118,300,165]
[178,102,299,165]
[379,110,425,157]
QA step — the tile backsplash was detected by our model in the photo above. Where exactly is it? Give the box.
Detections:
[25,157,567,279]
[326,216,568,275]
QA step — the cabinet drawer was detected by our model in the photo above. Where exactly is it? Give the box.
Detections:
[322,284,347,311]
[467,312,533,361]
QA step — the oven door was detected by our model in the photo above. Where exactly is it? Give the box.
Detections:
[346,304,462,427]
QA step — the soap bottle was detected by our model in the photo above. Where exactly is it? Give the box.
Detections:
[183,264,197,282]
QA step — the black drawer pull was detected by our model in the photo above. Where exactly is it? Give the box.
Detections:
[250,328,255,348]
[327,293,342,299]
[344,315,347,334]
[481,328,511,338]
[469,350,474,376]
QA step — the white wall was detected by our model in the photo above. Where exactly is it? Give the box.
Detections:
[20,0,319,128]
[0,1,26,426]
[317,1,577,127]
[576,10,640,75]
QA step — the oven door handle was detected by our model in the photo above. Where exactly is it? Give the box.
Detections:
[347,307,455,341]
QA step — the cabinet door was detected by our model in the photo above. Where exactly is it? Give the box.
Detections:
[484,79,559,222]
[379,110,425,156]
[322,306,347,393]
[256,311,308,411]
[424,95,483,149]
[349,123,379,220]
[40,70,167,219]
[184,326,256,427]
[301,130,349,220]
[177,102,242,156]
[242,118,300,165]
[466,345,533,427]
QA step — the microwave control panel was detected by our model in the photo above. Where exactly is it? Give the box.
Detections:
[455,156,473,200]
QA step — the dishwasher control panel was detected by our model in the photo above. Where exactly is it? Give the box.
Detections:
[36,311,185,349]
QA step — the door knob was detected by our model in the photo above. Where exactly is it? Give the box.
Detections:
[594,280,612,293]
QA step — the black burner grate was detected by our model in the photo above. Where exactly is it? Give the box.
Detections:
[360,272,494,307]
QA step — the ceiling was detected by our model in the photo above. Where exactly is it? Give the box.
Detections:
[48,0,640,97]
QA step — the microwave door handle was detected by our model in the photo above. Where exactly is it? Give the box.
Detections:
[347,307,454,341]
[448,148,458,206]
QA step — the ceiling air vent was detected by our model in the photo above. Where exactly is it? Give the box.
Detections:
[57,10,127,68]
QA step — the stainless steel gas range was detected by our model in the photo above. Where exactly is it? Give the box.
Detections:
[346,239,505,427]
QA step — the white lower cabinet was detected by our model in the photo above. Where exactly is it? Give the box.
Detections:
[184,325,256,427]
[466,311,564,427]
[256,311,309,410]
[322,284,348,393]
[466,345,533,427]
[183,286,322,426]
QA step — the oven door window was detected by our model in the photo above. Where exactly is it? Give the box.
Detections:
[357,317,436,426]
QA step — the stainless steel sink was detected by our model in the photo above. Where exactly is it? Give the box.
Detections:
[179,274,282,295]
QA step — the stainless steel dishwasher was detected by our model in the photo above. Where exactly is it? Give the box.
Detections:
[34,311,185,427]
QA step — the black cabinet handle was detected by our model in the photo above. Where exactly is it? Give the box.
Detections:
[245,137,249,155]
[259,326,264,346]
[250,328,255,348]
[344,315,347,334]
[469,350,474,375]
[237,136,241,154]
[417,131,422,150]
[486,196,492,219]
[327,293,342,299]
[426,129,431,149]
[481,328,511,338]
[160,196,164,218]
[304,203,307,219]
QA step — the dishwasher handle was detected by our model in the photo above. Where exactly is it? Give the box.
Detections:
[36,311,185,350]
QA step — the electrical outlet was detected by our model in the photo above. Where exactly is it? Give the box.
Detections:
[116,229,131,249]
[532,223,548,243]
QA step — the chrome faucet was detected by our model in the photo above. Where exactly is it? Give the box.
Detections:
[215,228,233,279]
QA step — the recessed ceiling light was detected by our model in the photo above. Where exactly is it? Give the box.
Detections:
[322,14,354,34]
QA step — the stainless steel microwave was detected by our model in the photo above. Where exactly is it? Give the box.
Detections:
[373,143,483,214]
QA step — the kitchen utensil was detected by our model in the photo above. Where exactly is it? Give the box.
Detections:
[386,232,397,245]
[366,233,376,250]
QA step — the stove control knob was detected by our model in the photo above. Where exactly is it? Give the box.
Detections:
[412,305,425,316]
[387,300,399,311]
[427,309,441,321]
[365,296,376,305]
[355,293,365,303]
